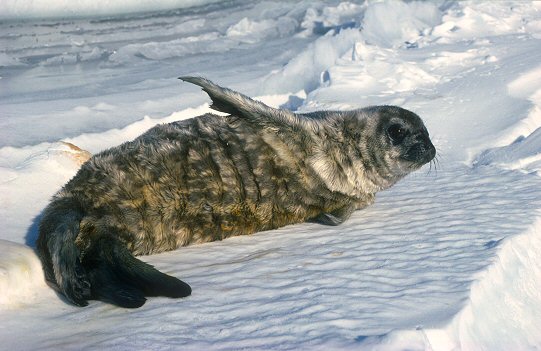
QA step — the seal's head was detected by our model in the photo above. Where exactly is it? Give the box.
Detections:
[380,106,435,168]
[355,105,436,191]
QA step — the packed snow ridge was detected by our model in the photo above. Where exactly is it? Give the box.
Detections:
[1,1,541,350]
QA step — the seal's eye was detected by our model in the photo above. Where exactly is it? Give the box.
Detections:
[387,124,407,144]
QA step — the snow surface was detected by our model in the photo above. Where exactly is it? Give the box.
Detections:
[1,1,541,350]
[0,0,224,20]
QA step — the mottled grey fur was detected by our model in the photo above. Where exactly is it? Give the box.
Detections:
[36,77,436,308]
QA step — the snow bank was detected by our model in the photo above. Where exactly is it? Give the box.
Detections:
[361,1,441,48]
[109,32,226,64]
[294,1,541,165]
[474,64,541,173]
[260,1,371,94]
[0,240,46,307]
[433,1,541,43]
[0,0,223,20]
[356,216,541,351]
[226,17,298,44]
[260,1,442,95]
[260,28,364,94]
[300,2,366,35]
[0,142,94,245]
[64,104,218,153]
[440,216,541,350]
[110,13,300,63]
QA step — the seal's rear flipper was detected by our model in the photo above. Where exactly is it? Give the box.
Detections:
[37,198,92,307]
[179,76,312,131]
[84,236,191,308]
[86,259,147,308]
[179,76,255,117]
[38,196,190,308]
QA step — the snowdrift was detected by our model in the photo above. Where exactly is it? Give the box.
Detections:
[0,240,46,306]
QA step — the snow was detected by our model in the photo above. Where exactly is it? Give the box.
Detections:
[361,1,441,48]
[442,217,541,350]
[0,0,224,20]
[0,240,46,306]
[1,0,541,350]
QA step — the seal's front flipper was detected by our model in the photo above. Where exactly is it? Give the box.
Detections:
[307,205,356,226]
[83,236,191,308]
[307,212,345,226]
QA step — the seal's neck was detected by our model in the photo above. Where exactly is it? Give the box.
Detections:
[305,119,379,197]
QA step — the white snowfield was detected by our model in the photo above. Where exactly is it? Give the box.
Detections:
[1,1,541,350]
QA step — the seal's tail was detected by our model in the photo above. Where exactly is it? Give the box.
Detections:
[36,197,191,308]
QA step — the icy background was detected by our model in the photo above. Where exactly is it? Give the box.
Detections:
[1,1,541,350]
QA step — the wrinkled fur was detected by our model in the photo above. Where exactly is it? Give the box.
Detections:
[37,77,436,308]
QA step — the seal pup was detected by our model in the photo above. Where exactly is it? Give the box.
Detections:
[36,77,436,308]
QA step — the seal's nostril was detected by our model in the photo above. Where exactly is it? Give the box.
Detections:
[403,140,436,164]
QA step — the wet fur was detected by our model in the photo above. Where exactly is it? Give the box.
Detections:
[37,77,435,308]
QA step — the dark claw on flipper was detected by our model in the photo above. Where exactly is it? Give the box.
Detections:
[308,212,345,226]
